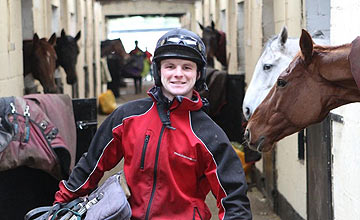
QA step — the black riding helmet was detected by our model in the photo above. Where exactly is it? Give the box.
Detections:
[152,28,207,91]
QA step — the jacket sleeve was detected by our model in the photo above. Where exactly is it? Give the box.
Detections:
[201,128,252,220]
[204,140,252,219]
[54,107,125,204]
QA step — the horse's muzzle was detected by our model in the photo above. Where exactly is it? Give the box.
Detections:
[67,74,77,84]
[244,128,266,152]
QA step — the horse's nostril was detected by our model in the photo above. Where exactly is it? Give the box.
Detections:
[245,107,250,116]
[244,107,252,120]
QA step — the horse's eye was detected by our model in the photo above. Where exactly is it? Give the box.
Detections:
[263,64,272,71]
[277,79,287,87]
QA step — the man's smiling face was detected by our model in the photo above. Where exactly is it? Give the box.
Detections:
[160,58,198,100]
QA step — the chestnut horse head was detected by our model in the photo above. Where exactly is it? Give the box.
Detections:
[198,21,227,68]
[244,29,360,152]
[23,33,58,93]
[55,29,81,84]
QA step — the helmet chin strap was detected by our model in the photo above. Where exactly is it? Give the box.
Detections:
[197,71,201,80]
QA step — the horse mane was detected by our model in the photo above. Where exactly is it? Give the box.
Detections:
[262,35,278,53]
[294,43,352,61]
[313,43,350,52]
[215,30,227,67]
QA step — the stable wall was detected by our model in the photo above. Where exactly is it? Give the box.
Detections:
[93,1,103,98]
[85,0,95,98]
[0,0,102,99]
[331,104,360,219]
[244,0,263,85]
[75,0,86,98]
[330,0,360,219]
[101,0,195,17]
[0,0,24,96]
[32,0,51,37]
[275,134,306,218]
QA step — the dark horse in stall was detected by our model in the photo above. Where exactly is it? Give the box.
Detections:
[101,39,145,97]
[199,21,260,162]
[199,21,227,69]
[55,29,81,93]
[23,33,58,94]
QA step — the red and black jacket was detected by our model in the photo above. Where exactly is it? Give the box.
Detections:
[54,86,252,220]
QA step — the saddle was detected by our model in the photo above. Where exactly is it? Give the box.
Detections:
[24,171,131,220]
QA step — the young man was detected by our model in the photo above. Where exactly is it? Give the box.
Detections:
[54,28,252,219]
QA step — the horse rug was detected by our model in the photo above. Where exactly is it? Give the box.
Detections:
[0,94,76,180]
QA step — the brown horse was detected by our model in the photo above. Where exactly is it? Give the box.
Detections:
[101,38,130,60]
[244,29,360,152]
[199,21,227,69]
[101,39,144,96]
[23,33,58,94]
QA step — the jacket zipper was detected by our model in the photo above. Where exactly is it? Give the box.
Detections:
[144,125,165,220]
[193,207,203,220]
[140,134,150,169]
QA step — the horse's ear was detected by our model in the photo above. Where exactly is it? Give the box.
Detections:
[48,33,57,46]
[198,21,204,30]
[75,31,81,41]
[211,20,215,30]
[61,29,66,38]
[33,33,40,43]
[278,26,288,47]
[300,29,314,65]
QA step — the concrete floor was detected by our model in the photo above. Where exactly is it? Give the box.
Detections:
[98,79,281,220]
